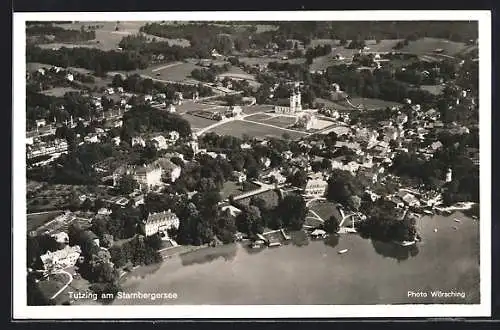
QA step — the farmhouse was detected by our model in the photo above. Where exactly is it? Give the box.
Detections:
[153,157,182,183]
[131,136,146,147]
[149,135,168,150]
[143,210,180,237]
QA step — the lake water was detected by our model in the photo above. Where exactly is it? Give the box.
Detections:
[113,212,480,305]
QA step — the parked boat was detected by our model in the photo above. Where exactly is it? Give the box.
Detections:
[337,249,349,255]
[453,218,461,223]
[423,210,433,215]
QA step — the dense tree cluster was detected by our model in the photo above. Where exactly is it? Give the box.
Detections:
[27,24,96,44]
[357,201,418,242]
[109,234,162,269]
[111,73,213,97]
[235,193,308,236]
[120,105,192,141]
[26,45,149,74]
[305,44,332,64]
[190,64,230,83]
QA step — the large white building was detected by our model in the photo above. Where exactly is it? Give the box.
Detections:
[303,177,328,197]
[40,245,82,271]
[113,163,163,191]
[144,210,180,237]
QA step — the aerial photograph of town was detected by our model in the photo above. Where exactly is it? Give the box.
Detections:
[22,18,482,308]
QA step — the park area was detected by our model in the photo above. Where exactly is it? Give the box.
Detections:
[307,200,343,224]
[204,120,307,140]
[245,114,297,129]
[219,181,260,201]
[237,189,281,209]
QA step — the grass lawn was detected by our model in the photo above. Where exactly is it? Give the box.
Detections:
[206,120,306,140]
[349,97,402,110]
[27,211,65,232]
[304,214,324,228]
[41,87,82,97]
[38,272,71,301]
[181,113,217,130]
[260,116,296,128]
[238,57,306,66]
[219,181,245,200]
[400,37,467,55]
[308,200,342,222]
[241,105,275,115]
[237,189,281,209]
[244,113,273,121]
[420,84,445,96]
[142,62,200,82]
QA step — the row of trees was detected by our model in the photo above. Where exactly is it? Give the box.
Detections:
[190,64,231,83]
[111,73,213,97]
[27,24,96,43]
[26,45,150,74]
[120,105,192,141]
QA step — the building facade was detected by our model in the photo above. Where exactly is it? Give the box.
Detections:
[40,245,82,271]
[144,210,180,237]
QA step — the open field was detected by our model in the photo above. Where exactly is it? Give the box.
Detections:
[26,62,53,72]
[349,97,402,110]
[41,87,82,97]
[244,113,273,121]
[205,120,307,140]
[260,116,296,128]
[176,102,222,113]
[240,105,274,115]
[420,84,445,96]
[238,56,306,66]
[399,37,467,56]
[27,210,65,232]
[141,62,200,82]
[182,114,217,130]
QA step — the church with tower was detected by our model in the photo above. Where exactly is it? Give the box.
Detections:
[274,82,303,114]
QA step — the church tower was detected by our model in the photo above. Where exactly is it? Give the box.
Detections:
[445,168,453,183]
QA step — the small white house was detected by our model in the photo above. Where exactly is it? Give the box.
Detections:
[65,73,74,82]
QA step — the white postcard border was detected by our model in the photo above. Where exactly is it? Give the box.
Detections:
[13,10,492,319]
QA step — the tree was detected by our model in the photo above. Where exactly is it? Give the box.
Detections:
[276,194,307,230]
[347,195,362,211]
[236,205,263,236]
[117,174,138,195]
[324,215,340,234]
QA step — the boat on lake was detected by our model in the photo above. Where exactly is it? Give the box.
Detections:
[337,249,349,254]
[423,210,434,215]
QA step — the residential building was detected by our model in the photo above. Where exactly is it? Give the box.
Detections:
[131,136,146,147]
[150,135,168,150]
[35,119,46,128]
[397,191,420,207]
[84,134,100,144]
[232,171,247,183]
[168,131,180,142]
[153,157,182,183]
[143,210,180,237]
[166,104,176,113]
[220,205,242,217]
[40,245,82,271]
[51,232,69,245]
[303,177,328,197]
[112,136,121,146]
[113,163,163,191]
